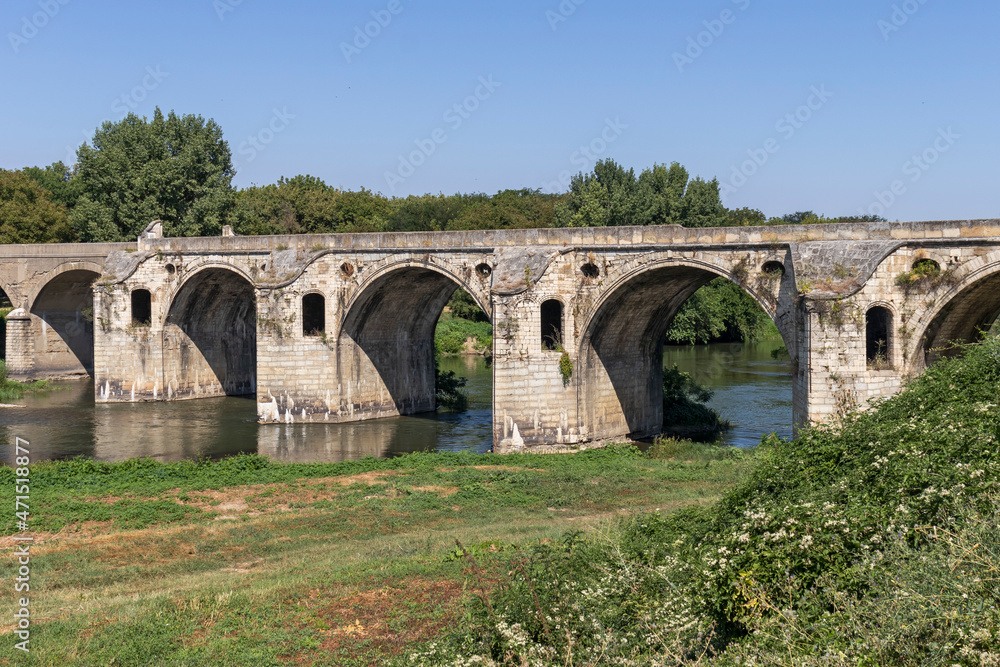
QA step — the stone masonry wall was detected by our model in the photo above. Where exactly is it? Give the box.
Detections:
[69,219,1000,451]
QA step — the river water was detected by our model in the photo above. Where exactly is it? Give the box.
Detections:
[1,342,792,465]
[663,338,793,448]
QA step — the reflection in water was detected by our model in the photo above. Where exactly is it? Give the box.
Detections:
[0,345,792,464]
[0,356,494,464]
[259,356,494,462]
[663,338,793,447]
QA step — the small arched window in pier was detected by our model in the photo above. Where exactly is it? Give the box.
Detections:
[302,293,325,336]
[131,289,152,326]
[540,299,563,350]
[866,306,892,368]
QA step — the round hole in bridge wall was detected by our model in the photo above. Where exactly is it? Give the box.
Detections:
[581,263,600,278]
[165,263,176,275]
[912,258,940,273]
[475,263,492,278]
[762,261,786,277]
[341,262,355,278]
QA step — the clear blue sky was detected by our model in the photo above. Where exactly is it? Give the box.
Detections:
[2,0,997,221]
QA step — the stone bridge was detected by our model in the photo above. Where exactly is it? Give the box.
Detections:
[3,219,1000,452]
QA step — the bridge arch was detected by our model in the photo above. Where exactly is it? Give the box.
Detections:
[341,257,491,321]
[29,265,103,375]
[908,252,1000,372]
[337,259,491,417]
[575,257,792,441]
[0,278,15,307]
[26,260,105,310]
[163,265,257,397]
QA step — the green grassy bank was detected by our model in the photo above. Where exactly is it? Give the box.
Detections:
[403,339,1000,666]
[8,337,997,665]
[0,443,751,666]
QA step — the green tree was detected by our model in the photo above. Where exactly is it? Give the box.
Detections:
[229,176,390,235]
[556,159,727,228]
[332,187,391,232]
[70,108,235,241]
[0,169,76,243]
[635,162,689,225]
[447,189,561,230]
[776,210,820,225]
[21,162,84,211]
[829,213,888,223]
[665,278,774,344]
[555,175,613,227]
[556,159,641,227]
[446,289,489,322]
[725,206,767,227]
[385,193,475,232]
[677,176,727,227]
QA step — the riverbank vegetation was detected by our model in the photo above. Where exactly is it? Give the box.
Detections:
[0,444,751,665]
[434,312,492,357]
[396,337,1000,665]
[0,359,49,402]
[665,277,779,345]
[7,332,996,665]
[661,365,730,441]
[434,366,468,412]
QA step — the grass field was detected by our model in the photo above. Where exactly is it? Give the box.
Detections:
[0,444,750,666]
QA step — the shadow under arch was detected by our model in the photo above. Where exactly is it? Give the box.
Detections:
[577,261,790,441]
[164,267,256,397]
[30,268,101,375]
[914,264,1000,372]
[0,282,11,359]
[338,263,490,418]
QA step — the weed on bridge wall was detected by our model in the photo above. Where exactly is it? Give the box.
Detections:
[400,338,1000,666]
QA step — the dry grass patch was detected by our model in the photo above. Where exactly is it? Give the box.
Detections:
[410,485,459,497]
[287,578,467,665]
[179,471,400,515]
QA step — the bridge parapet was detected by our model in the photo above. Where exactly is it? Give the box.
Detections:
[132,219,1000,254]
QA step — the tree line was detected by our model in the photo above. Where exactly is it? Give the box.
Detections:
[1,107,884,245]
[1,108,885,346]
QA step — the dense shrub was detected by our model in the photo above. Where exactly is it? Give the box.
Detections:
[435,367,468,412]
[399,338,1000,665]
[662,365,729,440]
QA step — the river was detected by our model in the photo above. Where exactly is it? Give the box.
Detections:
[1,341,792,464]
